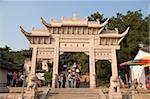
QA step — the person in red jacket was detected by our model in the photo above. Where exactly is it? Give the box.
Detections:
[146,74,150,89]
[12,71,17,87]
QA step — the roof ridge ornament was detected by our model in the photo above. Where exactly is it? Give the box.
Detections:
[85,17,88,21]
[31,26,35,31]
[73,13,77,20]
[115,28,119,34]
[98,27,104,34]
[96,19,100,24]
[118,27,130,44]
[51,18,54,21]
[99,18,109,27]
[120,27,130,37]
[20,26,31,36]
[61,16,64,20]
[41,17,51,27]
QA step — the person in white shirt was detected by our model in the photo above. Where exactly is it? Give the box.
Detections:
[67,71,72,88]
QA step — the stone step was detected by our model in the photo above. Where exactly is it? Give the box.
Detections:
[50,88,96,90]
[49,91,99,94]
[48,93,99,97]
[47,96,99,99]
[48,92,99,95]
[47,96,104,99]
[46,88,105,99]
[50,88,99,92]
[7,87,49,92]
[0,93,22,99]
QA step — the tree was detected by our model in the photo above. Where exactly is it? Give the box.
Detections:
[109,10,149,63]
[88,11,106,22]
[88,10,149,81]
[0,46,25,64]
[76,52,89,74]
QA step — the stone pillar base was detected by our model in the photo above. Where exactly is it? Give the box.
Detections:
[24,89,37,99]
[109,92,122,99]
[90,85,95,88]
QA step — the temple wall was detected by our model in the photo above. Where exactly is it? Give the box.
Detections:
[0,68,7,87]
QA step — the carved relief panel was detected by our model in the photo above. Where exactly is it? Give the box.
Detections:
[59,37,89,52]
[95,49,111,60]
[37,48,54,59]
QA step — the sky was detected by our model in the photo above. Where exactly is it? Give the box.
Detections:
[0,0,149,51]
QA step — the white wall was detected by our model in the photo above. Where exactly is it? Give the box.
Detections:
[0,68,7,87]
[130,66,146,88]
[24,57,32,73]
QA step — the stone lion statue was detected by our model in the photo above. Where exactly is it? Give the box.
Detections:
[26,74,38,91]
[109,76,120,93]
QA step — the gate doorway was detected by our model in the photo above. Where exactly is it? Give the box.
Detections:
[59,52,90,88]
[95,60,111,87]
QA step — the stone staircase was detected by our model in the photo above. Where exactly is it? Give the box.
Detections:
[47,88,106,99]
[0,87,106,99]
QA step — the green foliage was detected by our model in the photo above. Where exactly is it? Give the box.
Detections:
[96,60,111,81]
[59,52,77,68]
[76,53,89,74]
[88,11,105,22]
[0,46,25,64]
[44,71,52,85]
[59,52,89,74]
[108,10,149,62]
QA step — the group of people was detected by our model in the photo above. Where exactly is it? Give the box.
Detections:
[128,74,150,90]
[7,64,81,88]
[58,63,81,88]
[7,71,24,87]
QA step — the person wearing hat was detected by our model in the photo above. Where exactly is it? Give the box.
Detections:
[67,71,72,88]
[71,68,76,88]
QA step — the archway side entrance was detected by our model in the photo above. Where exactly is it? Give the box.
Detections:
[95,60,111,87]
[20,16,129,89]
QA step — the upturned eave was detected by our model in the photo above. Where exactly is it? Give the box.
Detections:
[99,27,130,38]
[41,17,52,27]
[20,26,31,37]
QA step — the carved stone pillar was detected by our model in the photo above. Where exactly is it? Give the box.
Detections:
[109,48,122,99]
[111,48,118,77]
[52,36,60,88]
[31,46,37,75]
[89,36,96,88]
[25,46,37,98]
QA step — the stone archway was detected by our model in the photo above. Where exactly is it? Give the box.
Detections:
[20,16,129,98]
